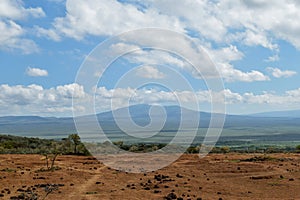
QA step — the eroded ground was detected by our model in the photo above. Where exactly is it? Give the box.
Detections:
[0,153,299,200]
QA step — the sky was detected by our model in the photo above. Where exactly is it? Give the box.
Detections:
[1,0,300,117]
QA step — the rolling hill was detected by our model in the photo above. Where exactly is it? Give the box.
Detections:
[0,104,300,146]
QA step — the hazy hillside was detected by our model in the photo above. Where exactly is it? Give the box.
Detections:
[250,110,300,118]
[0,104,300,146]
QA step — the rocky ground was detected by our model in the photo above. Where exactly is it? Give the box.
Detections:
[0,153,299,200]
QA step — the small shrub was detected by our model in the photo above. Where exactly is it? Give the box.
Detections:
[220,146,230,153]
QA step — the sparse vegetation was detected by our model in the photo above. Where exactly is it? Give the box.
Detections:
[0,134,299,155]
[40,153,60,171]
[0,134,90,155]
[68,134,81,154]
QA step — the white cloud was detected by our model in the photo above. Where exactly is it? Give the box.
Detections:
[210,45,244,62]
[0,0,45,19]
[26,67,49,77]
[0,20,39,54]
[46,0,183,40]
[36,0,300,84]
[2,83,300,116]
[219,63,270,82]
[207,45,269,82]
[265,54,280,62]
[94,86,300,112]
[41,0,300,51]
[35,27,61,41]
[0,0,44,53]
[217,0,300,50]
[56,83,85,98]
[0,20,22,42]
[0,83,86,116]
[267,67,297,78]
[135,66,165,79]
[120,44,269,82]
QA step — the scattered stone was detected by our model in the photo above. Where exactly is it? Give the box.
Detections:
[176,174,183,178]
[165,192,177,200]
[280,175,284,179]
[250,175,272,180]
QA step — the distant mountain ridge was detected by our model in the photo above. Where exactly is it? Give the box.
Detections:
[250,110,300,118]
[0,104,300,140]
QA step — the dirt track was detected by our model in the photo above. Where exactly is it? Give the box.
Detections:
[0,153,299,200]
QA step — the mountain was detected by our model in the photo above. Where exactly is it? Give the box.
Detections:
[0,104,300,145]
[250,110,300,118]
[0,116,56,124]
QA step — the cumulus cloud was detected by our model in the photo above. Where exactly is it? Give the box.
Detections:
[208,45,270,82]
[220,63,270,82]
[0,20,39,54]
[35,27,61,41]
[26,67,49,77]
[39,0,300,51]
[135,66,165,79]
[118,44,269,82]
[0,0,44,53]
[43,0,183,40]
[94,86,300,108]
[36,0,300,83]
[0,0,45,19]
[2,83,300,116]
[0,83,86,116]
[267,67,297,78]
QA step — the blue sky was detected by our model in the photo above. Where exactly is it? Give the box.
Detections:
[1,0,300,116]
